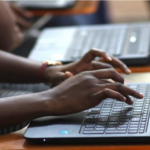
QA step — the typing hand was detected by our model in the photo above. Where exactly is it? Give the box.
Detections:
[47,69,143,115]
[43,49,131,86]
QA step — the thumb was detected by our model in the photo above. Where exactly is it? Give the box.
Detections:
[53,71,73,85]
[65,71,74,78]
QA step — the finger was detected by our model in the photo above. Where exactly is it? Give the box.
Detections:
[97,82,143,99]
[65,71,74,78]
[124,95,134,105]
[99,57,131,74]
[92,89,126,106]
[11,4,33,18]
[89,69,124,84]
[52,72,73,85]
[16,14,32,28]
[92,61,113,70]
[81,48,112,63]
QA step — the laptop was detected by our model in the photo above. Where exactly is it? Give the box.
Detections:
[24,83,150,144]
[28,22,150,66]
[15,0,76,10]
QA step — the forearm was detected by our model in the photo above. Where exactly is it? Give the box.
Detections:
[0,91,53,128]
[0,50,42,83]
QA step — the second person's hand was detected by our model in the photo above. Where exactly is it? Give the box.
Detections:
[43,49,131,86]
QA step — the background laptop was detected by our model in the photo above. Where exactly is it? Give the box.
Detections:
[24,83,150,144]
[15,0,76,10]
[28,22,150,66]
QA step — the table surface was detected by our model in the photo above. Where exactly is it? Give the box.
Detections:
[30,1,100,16]
[1,127,150,150]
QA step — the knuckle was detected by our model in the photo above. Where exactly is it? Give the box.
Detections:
[109,68,117,75]
[102,88,110,96]
[89,49,94,53]
[80,73,94,84]
[114,82,123,88]
[105,64,113,68]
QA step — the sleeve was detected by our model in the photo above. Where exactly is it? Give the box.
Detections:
[0,121,29,135]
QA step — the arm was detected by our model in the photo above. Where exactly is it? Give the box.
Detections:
[0,69,143,128]
[0,49,131,83]
[0,1,23,51]
[0,50,42,83]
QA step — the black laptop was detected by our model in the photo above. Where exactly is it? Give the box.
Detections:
[24,83,150,144]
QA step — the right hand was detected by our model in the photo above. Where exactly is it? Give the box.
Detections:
[47,69,143,116]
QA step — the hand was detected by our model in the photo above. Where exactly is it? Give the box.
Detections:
[7,2,34,31]
[47,69,143,115]
[43,49,131,86]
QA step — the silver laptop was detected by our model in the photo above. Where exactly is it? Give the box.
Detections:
[28,22,150,65]
[15,0,76,9]
[24,83,150,143]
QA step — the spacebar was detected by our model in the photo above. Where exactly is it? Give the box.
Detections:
[105,131,126,134]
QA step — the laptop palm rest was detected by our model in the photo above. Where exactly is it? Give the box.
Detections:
[24,111,86,140]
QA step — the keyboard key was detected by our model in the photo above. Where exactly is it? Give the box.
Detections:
[118,125,128,128]
[106,128,116,131]
[93,131,104,134]
[84,128,94,131]
[108,122,118,125]
[89,108,100,114]
[98,117,108,122]
[117,128,127,131]
[95,128,105,131]
[83,131,94,134]
[85,124,95,128]
[131,118,140,122]
[120,119,130,122]
[107,125,117,128]
[105,131,126,134]
[129,125,139,128]
[96,125,105,128]
[97,122,107,125]
[109,117,119,122]
[118,122,128,126]
[128,130,138,134]
[130,122,139,125]
[100,112,110,115]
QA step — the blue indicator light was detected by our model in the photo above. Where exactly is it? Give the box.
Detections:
[60,130,72,134]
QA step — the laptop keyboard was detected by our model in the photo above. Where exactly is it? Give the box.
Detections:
[0,83,50,98]
[70,27,126,60]
[82,84,150,134]
[68,25,150,61]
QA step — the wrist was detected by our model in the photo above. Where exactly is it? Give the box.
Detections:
[40,90,57,115]
[39,60,62,83]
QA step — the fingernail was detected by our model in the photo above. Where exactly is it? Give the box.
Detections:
[108,56,112,61]
[123,97,126,101]
[65,71,73,77]
[139,93,144,97]
[126,69,131,73]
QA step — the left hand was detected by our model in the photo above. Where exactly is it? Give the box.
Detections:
[43,49,131,86]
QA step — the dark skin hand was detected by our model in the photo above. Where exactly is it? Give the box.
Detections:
[0,68,143,128]
[47,69,143,116]
[43,49,131,86]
